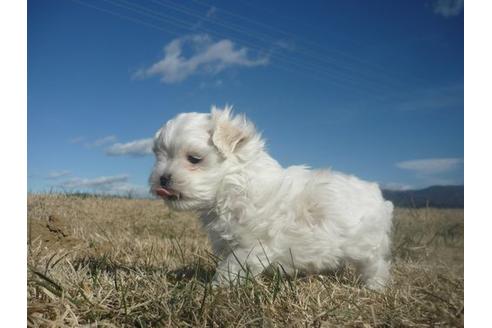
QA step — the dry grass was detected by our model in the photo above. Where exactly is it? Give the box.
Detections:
[27,194,463,327]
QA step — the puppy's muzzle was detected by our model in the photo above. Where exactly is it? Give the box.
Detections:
[156,174,180,200]
[160,174,172,188]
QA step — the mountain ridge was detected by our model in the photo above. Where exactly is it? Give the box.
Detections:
[382,185,464,208]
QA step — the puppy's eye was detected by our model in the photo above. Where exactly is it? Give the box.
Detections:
[187,155,202,164]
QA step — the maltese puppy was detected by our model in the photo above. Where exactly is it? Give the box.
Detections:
[150,106,393,290]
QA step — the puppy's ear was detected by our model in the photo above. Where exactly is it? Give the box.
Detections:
[152,126,164,153]
[210,105,255,157]
[153,127,163,141]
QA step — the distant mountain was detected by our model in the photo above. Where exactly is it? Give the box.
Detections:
[382,185,464,208]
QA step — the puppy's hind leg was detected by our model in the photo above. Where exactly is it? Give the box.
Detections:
[354,209,393,290]
[356,257,391,291]
[212,246,271,286]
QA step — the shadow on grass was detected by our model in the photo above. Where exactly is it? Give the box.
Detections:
[167,265,215,283]
[72,255,216,284]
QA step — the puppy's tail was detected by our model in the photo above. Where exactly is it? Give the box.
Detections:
[384,200,394,216]
[381,200,394,235]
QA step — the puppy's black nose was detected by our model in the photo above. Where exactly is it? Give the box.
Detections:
[159,174,172,188]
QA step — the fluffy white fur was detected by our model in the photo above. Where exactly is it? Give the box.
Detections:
[149,106,393,290]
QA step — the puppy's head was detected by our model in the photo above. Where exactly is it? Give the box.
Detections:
[149,105,261,211]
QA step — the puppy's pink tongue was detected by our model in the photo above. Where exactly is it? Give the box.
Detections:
[156,187,174,197]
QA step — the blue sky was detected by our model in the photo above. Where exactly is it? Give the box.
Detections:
[28,0,464,196]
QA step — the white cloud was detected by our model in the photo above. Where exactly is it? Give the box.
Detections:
[69,136,85,144]
[135,34,269,83]
[110,183,150,198]
[380,182,413,191]
[432,0,464,17]
[60,175,129,189]
[206,6,217,18]
[396,158,463,175]
[199,79,223,89]
[56,174,149,197]
[394,84,463,111]
[105,138,153,157]
[91,135,117,147]
[70,135,118,148]
[274,39,296,51]
[46,170,71,180]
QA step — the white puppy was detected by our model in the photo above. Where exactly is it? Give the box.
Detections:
[149,106,393,290]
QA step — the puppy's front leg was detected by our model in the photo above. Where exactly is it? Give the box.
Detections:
[212,247,269,286]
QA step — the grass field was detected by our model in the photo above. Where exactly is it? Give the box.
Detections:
[27,194,464,327]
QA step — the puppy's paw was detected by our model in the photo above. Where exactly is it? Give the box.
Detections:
[364,278,387,291]
[211,271,233,289]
